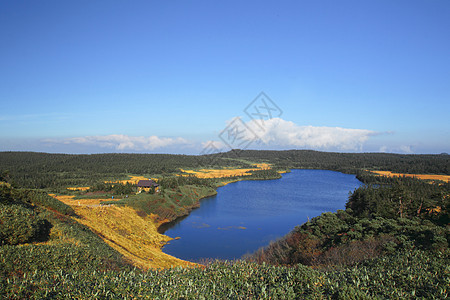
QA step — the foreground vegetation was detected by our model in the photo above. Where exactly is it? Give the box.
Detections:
[2,249,448,299]
[0,150,449,298]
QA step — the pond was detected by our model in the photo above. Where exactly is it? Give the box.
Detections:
[161,169,362,262]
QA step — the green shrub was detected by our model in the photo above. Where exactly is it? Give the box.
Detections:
[0,203,51,245]
[2,251,448,299]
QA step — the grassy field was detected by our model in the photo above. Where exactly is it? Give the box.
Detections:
[66,186,90,191]
[67,175,154,191]
[180,163,271,179]
[105,175,153,185]
[370,170,450,182]
[54,194,196,269]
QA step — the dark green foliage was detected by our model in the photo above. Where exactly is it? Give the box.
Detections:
[325,249,449,299]
[245,168,282,180]
[218,149,450,174]
[0,185,53,245]
[0,170,16,187]
[2,150,448,189]
[1,184,75,216]
[0,203,51,245]
[347,178,449,224]
[0,242,127,279]
[0,152,249,189]
[90,181,136,195]
[159,175,214,189]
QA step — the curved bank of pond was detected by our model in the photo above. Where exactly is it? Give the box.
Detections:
[161,169,362,262]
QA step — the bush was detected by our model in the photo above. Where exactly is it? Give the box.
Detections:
[0,203,51,245]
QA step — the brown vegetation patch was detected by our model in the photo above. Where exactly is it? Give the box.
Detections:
[370,170,449,183]
[180,163,272,179]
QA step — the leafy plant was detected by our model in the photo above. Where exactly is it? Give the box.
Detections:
[0,203,51,245]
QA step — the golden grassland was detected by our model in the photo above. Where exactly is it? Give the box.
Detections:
[53,195,193,269]
[370,170,450,183]
[66,186,90,191]
[67,175,156,191]
[180,163,272,179]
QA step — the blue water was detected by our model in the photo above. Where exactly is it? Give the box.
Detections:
[162,169,362,261]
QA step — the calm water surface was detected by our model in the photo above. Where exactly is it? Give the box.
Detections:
[162,169,362,261]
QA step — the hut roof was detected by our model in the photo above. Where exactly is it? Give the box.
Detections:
[137,180,159,187]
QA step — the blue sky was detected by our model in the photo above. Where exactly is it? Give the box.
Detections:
[1,0,449,154]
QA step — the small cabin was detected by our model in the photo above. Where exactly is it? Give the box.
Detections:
[137,180,160,193]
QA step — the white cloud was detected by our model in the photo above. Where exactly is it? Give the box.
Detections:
[378,144,414,154]
[47,134,192,152]
[379,145,388,153]
[41,118,378,153]
[233,117,377,151]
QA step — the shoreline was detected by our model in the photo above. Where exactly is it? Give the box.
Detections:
[157,190,218,234]
[159,170,287,233]
[158,169,289,235]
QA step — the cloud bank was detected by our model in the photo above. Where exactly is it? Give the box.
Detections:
[233,117,377,151]
[45,134,192,152]
[40,118,378,153]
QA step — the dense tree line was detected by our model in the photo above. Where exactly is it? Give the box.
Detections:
[347,179,449,224]
[158,175,215,189]
[90,182,136,195]
[217,149,450,174]
[244,168,282,180]
[1,150,448,189]
[0,152,248,189]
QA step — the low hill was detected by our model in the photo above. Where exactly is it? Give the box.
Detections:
[0,151,449,298]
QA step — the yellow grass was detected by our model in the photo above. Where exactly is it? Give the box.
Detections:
[370,170,450,183]
[53,195,193,269]
[67,175,157,191]
[180,163,272,179]
[105,175,153,185]
[67,186,90,191]
[427,206,442,214]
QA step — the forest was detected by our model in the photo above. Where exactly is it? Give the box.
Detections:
[0,150,448,189]
[0,150,449,298]
[217,149,450,174]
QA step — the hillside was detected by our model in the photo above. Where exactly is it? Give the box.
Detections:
[0,151,449,298]
[53,194,193,269]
